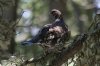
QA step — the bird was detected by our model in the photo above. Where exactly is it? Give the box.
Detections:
[21,9,70,48]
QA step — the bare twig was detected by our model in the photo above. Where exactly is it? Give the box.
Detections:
[12,11,24,28]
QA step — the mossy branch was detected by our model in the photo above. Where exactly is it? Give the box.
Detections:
[20,14,100,66]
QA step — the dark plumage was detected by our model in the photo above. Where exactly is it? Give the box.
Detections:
[21,9,70,47]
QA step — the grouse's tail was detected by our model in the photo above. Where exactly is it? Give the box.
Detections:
[21,35,40,46]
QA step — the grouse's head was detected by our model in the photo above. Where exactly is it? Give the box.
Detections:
[50,9,62,19]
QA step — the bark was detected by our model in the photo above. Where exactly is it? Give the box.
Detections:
[21,34,88,66]
[49,34,87,66]
[0,0,18,60]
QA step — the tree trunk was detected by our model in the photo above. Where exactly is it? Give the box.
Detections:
[0,0,18,60]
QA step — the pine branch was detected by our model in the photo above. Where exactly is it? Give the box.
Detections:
[20,34,88,66]
[20,14,100,66]
[49,34,88,66]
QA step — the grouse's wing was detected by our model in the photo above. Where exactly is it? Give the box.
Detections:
[21,24,52,46]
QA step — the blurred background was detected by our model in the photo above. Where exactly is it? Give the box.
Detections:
[0,0,100,66]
